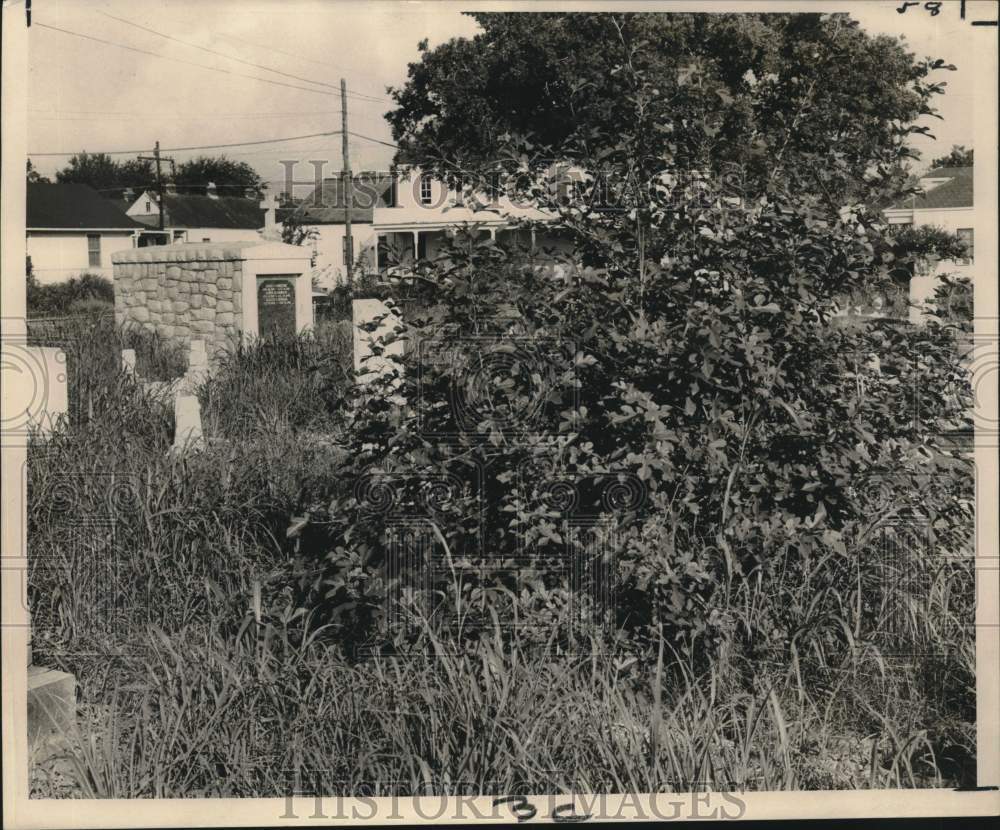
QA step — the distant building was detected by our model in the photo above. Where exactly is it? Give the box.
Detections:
[372,168,563,273]
[26,183,144,285]
[283,172,395,290]
[885,166,974,323]
[286,168,569,290]
[126,183,266,245]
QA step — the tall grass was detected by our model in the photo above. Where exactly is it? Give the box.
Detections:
[198,320,353,439]
[27,318,976,798]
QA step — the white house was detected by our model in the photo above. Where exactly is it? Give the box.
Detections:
[287,168,571,289]
[27,183,143,284]
[280,173,392,290]
[127,183,267,246]
[372,167,567,273]
[884,166,974,323]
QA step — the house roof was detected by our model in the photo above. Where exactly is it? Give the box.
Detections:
[27,183,143,230]
[291,173,396,224]
[888,166,973,211]
[134,194,266,230]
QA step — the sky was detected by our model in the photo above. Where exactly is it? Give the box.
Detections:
[26,0,987,196]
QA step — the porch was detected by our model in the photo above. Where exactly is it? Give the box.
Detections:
[373,226,543,273]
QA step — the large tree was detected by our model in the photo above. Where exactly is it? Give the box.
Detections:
[54,152,155,199]
[929,145,973,169]
[388,12,952,207]
[173,156,263,197]
[306,11,973,658]
[26,159,50,183]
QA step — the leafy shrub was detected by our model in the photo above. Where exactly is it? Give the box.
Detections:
[26,272,115,317]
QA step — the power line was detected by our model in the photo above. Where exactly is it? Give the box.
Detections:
[348,131,401,150]
[99,12,333,90]
[34,22,341,100]
[29,130,343,157]
[98,11,392,105]
[208,29,395,101]
[30,108,343,120]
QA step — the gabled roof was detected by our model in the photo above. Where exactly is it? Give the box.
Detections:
[292,173,396,224]
[888,166,973,211]
[27,183,143,230]
[133,194,266,230]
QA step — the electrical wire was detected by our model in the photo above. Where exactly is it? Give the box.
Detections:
[28,130,343,157]
[34,22,341,100]
[98,11,392,105]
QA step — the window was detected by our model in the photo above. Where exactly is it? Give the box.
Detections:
[202,237,211,243]
[87,234,101,268]
[145,200,152,213]
[419,173,433,205]
[342,234,354,266]
[173,230,187,242]
[957,228,974,263]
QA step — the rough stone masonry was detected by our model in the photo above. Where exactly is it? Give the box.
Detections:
[112,243,245,357]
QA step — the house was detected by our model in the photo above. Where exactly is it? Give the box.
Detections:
[282,172,395,289]
[126,183,267,246]
[884,165,974,323]
[372,167,567,273]
[26,183,144,285]
[288,168,569,289]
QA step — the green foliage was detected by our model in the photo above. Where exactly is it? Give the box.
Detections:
[27,159,50,183]
[173,155,263,197]
[26,272,115,317]
[929,145,973,169]
[388,12,953,205]
[27,12,977,796]
[279,206,319,250]
[55,152,155,200]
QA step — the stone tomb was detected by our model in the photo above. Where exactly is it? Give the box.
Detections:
[112,240,314,357]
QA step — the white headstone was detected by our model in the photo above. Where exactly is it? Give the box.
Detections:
[121,348,137,375]
[173,394,204,451]
[180,339,210,394]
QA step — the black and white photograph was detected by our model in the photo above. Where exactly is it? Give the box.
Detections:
[1,0,998,825]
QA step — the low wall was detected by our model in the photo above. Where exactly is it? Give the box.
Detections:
[112,245,245,356]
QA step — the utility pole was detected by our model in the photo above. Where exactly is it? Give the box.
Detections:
[341,79,354,287]
[138,141,175,233]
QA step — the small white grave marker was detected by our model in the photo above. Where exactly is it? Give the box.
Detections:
[121,348,137,376]
[173,394,204,451]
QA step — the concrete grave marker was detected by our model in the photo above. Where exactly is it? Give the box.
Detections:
[121,348,137,376]
[173,393,205,452]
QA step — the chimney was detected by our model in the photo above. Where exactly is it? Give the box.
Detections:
[206,181,219,200]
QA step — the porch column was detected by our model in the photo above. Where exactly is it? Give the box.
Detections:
[412,231,419,262]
